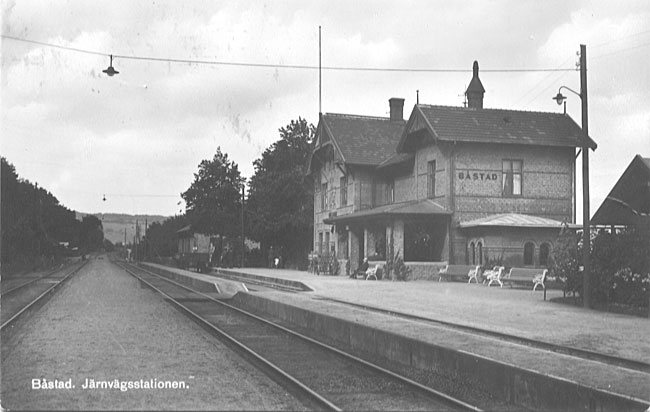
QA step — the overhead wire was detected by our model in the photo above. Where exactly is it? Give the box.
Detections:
[514,28,650,108]
[591,28,650,49]
[2,34,575,73]
[511,55,575,108]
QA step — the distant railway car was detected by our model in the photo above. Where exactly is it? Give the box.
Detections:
[175,225,216,273]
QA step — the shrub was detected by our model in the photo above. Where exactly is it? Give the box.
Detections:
[612,267,650,307]
[389,251,411,281]
[590,225,650,308]
[330,257,340,276]
[549,222,581,297]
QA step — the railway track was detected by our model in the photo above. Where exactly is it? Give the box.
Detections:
[1,260,88,331]
[317,297,650,374]
[115,260,483,412]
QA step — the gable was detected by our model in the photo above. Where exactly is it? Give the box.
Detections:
[591,155,650,225]
[397,105,437,152]
[314,113,404,167]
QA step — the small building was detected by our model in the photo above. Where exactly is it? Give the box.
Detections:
[591,154,650,228]
[175,225,216,272]
[308,61,596,278]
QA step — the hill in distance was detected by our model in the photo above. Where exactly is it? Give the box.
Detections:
[77,212,168,245]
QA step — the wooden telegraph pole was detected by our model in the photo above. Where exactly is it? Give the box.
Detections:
[580,44,591,309]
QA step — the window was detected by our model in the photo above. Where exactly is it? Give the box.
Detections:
[524,242,534,265]
[477,242,483,265]
[405,222,431,261]
[340,176,348,206]
[502,160,523,196]
[324,232,330,255]
[318,232,323,255]
[387,179,395,204]
[372,228,386,259]
[320,182,328,210]
[427,160,436,198]
[539,243,550,266]
[469,242,476,264]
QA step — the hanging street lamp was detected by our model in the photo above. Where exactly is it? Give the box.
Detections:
[102,55,119,76]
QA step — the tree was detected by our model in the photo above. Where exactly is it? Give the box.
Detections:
[146,214,189,258]
[1,157,81,267]
[247,118,315,268]
[79,215,104,253]
[182,147,243,238]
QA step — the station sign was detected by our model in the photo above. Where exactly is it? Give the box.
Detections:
[457,170,499,182]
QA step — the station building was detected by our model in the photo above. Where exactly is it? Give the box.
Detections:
[307,62,597,277]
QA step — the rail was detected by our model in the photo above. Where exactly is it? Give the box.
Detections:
[115,259,482,411]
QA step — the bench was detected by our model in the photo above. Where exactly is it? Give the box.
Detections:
[438,265,481,283]
[504,268,548,290]
[365,264,383,281]
[484,266,506,287]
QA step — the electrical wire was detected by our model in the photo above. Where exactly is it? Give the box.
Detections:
[591,28,650,49]
[591,41,650,60]
[2,34,575,73]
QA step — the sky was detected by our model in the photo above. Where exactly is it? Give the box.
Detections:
[2,0,649,218]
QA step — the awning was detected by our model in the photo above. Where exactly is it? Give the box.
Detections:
[324,199,451,225]
[459,213,580,229]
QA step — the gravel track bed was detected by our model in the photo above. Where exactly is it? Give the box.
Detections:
[1,257,306,411]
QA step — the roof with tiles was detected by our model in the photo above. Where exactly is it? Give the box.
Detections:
[377,152,414,169]
[459,213,579,229]
[591,154,650,226]
[401,105,596,150]
[321,113,405,166]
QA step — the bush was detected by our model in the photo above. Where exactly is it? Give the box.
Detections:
[387,250,411,281]
[612,267,650,307]
[549,222,581,297]
[590,226,650,308]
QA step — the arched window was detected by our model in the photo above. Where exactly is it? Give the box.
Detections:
[477,242,483,265]
[469,242,475,264]
[524,242,534,266]
[539,243,550,267]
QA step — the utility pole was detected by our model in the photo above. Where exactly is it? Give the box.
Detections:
[135,220,139,262]
[580,44,591,309]
[241,184,245,268]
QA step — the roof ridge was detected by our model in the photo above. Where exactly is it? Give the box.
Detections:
[324,112,393,121]
[417,104,570,117]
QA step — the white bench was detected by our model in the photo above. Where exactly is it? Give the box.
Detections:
[504,268,548,290]
[438,265,481,283]
[484,266,506,287]
[365,264,383,280]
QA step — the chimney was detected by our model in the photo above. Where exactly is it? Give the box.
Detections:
[389,97,405,121]
[465,61,485,109]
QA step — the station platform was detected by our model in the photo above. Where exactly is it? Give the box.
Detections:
[143,263,650,411]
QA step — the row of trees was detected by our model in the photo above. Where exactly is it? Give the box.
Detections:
[146,117,315,269]
[1,157,106,272]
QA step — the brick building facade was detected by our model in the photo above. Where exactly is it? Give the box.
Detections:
[308,62,596,278]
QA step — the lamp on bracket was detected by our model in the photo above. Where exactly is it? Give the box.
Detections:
[102,55,119,77]
[552,86,580,115]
